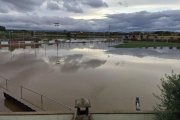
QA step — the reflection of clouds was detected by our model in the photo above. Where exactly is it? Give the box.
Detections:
[108,48,180,59]
[0,54,51,83]
[0,52,11,64]
[115,61,125,66]
[90,84,107,99]
[1,53,38,68]
[82,59,106,69]
[49,54,83,63]
[50,54,107,73]
[63,54,83,62]
[115,62,120,66]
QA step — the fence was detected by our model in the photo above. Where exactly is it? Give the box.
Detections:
[0,75,75,113]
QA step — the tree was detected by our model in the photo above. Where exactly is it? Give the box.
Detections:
[154,72,180,120]
[66,32,71,38]
[0,26,6,31]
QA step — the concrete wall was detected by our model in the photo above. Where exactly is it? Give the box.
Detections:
[0,114,73,120]
[92,114,154,120]
[0,113,155,120]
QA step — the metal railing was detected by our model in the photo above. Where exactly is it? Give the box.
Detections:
[0,75,8,90]
[0,75,75,112]
[20,86,74,111]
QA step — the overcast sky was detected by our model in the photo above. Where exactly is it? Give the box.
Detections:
[0,0,180,32]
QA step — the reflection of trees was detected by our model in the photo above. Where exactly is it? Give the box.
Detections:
[108,48,180,59]
[9,46,16,52]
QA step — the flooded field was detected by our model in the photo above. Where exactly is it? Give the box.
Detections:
[0,40,180,113]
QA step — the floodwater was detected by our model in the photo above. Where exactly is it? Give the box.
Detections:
[0,40,180,113]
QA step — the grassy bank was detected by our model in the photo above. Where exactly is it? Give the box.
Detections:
[114,41,180,48]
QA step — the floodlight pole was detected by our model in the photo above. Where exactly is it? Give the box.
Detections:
[54,23,60,61]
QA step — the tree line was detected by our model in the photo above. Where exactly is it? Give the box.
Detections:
[0,26,6,31]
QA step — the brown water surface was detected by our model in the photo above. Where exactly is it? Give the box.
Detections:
[0,42,180,113]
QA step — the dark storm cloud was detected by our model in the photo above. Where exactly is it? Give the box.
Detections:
[0,14,99,30]
[62,0,83,13]
[0,10,180,32]
[46,0,108,13]
[82,0,108,8]
[0,4,9,13]
[0,0,108,13]
[46,1,60,10]
[45,0,83,13]
[106,10,180,31]
[62,0,108,9]
[0,0,44,12]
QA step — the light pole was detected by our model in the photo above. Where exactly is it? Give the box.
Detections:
[23,31,25,58]
[54,23,60,40]
[9,31,13,60]
[8,31,11,47]
[44,42,47,56]
[108,24,111,45]
[54,23,60,63]
[33,31,37,57]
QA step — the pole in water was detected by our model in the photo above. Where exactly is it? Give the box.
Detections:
[135,97,140,111]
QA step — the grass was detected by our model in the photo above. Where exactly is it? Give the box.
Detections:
[114,41,180,48]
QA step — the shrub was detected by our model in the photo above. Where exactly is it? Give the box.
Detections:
[154,72,180,120]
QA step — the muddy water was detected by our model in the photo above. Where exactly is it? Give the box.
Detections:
[0,42,180,113]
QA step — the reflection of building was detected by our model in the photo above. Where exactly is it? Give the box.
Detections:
[0,40,9,45]
[0,40,41,51]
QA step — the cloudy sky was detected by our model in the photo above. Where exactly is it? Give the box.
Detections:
[0,0,180,32]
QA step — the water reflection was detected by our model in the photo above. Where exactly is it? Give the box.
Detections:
[108,47,180,59]
[0,41,180,112]
[115,61,125,66]
[50,54,106,73]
